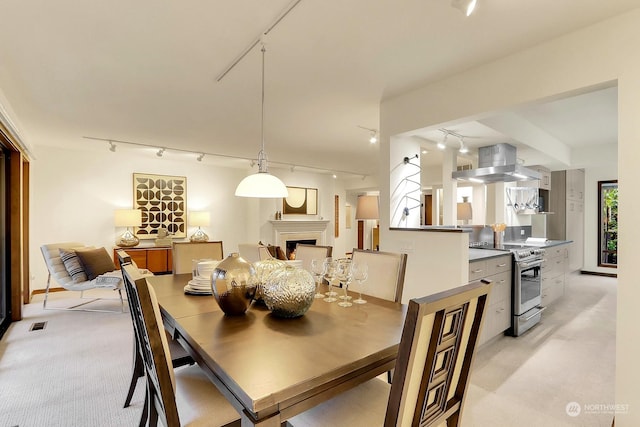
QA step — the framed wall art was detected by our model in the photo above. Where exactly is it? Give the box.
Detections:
[283,186,318,215]
[133,173,187,239]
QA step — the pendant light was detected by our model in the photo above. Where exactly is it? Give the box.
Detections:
[235,44,288,198]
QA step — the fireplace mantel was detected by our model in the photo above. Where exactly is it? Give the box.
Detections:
[269,220,330,248]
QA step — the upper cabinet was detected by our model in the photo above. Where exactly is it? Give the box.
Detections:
[521,165,551,190]
[566,168,585,201]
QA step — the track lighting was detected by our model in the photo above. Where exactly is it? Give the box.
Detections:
[290,165,296,172]
[369,131,378,144]
[358,125,378,144]
[156,148,165,157]
[438,133,448,150]
[451,0,477,16]
[197,153,205,162]
[108,141,116,152]
[458,136,469,154]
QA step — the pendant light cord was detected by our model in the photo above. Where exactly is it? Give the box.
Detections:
[258,44,268,173]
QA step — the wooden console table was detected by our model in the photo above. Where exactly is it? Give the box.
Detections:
[113,246,172,274]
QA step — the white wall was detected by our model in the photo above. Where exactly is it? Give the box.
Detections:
[29,144,356,290]
[380,8,639,425]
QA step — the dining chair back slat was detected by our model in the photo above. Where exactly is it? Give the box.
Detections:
[172,241,224,274]
[350,249,407,302]
[121,263,179,426]
[385,279,492,426]
[294,244,333,272]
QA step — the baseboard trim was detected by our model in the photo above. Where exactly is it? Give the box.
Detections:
[580,270,617,278]
[31,287,65,296]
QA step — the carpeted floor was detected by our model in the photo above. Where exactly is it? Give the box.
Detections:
[0,290,144,427]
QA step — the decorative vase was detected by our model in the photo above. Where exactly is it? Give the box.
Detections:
[211,253,256,315]
[250,258,287,304]
[262,265,316,318]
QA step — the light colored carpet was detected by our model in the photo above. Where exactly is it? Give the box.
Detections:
[462,272,617,427]
[0,290,144,427]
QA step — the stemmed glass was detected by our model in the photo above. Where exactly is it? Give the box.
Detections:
[323,258,338,303]
[310,258,327,299]
[352,262,369,304]
[337,259,353,307]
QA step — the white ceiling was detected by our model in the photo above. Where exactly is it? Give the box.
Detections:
[0,1,632,178]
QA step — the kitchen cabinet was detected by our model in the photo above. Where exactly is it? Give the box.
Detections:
[522,165,551,191]
[113,246,173,274]
[548,169,584,272]
[541,243,569,306]
[469,254,512,346]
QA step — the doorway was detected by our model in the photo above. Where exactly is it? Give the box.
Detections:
[0,149,9,337]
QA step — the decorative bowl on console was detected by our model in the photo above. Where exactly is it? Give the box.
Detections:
[262,265,315,318]
[211,253,256,316]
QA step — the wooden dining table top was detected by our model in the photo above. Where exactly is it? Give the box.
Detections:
[148,273,407,426]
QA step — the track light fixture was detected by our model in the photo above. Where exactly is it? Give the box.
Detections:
[451,0,477,16]
[108,141,116,152]
[458,136,469,154]
[197,153,205,162]
[357,125,378,144]
[156,148,165,157]
[437,133,448,150]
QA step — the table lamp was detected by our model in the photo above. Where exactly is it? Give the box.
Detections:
[189,211,210,242]
[114,209,142,247]
[355,195,380,250]
[457,196,473,225]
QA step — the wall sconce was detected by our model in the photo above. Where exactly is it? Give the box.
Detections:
[114,209,142,247]
[189,211,210,242]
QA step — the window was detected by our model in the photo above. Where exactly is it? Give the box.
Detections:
[598,180,618,267]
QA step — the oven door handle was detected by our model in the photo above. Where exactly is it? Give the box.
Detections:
[522,306,546,322]
[517,259,543,269]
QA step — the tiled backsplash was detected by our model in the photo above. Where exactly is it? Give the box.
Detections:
[468,225,532,245]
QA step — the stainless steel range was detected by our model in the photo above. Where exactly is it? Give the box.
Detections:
[511,247,546,336]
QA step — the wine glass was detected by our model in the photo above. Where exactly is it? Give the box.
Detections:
[337,259,353,307]
[323,258,338,303]
[310,258,327,299]
[352,262,369,304]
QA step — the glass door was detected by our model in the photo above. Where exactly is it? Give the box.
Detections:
[598,180,618,268]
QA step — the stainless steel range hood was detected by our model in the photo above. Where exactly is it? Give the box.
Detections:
[452,143,541,183]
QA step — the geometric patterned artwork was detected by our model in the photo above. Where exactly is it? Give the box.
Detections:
[133,173,187,239]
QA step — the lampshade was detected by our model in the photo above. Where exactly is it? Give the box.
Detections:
[355,195,380,220]
[457,202,473,221]
[235,172,289,198]
[114,209,142,227]
[190,211,210,227]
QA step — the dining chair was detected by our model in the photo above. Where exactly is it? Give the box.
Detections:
[287,278,492,427]
[293,244,333,272]
[172,241,224,274]
[350,249,407,303]
[121,263,241,427]
[237,243,273,264]
[40,242,125,312]
[116,251,194,421]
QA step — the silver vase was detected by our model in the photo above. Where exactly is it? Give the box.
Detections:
[211,253,256,315]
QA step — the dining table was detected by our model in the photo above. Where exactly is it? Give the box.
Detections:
[148,273,407,427]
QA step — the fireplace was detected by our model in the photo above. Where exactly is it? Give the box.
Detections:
[270,220,330,258]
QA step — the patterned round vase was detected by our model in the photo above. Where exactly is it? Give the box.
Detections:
[250,258,287,304]
[211,253,256,315]
[262,265,316,318]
